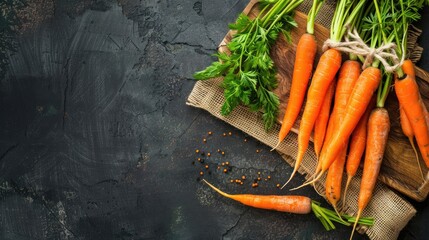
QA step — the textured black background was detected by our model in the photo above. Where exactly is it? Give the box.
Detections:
[0,0,428,239]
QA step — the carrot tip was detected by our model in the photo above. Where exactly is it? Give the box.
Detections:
[271,141,281,152]
[290,171,324,191]
[350,209,362,240]
[280,168,297,189]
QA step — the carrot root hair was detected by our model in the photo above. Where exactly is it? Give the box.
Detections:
[342,175,353,210]
[350,209,362,240]
[290,171,324,191]
[271,141,281,152]
[409,136,425,181]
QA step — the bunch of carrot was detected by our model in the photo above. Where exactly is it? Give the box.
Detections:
[270,0,429,238]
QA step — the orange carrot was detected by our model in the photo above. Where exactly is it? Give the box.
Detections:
[395,73,429,167]
[273,33,318,151]
[282,48,342,187]
[342,97,375,209]
[202,179,374,231]
[350,107,390,240]
[397,59,425,180]
[297,66,381,189]
[202,179,311,214]
[314,81,335,158]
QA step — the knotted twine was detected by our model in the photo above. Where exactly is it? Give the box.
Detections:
[322,28,404,73]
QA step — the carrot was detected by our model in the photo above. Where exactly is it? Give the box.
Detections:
[395,73,429,167]
[314,81,335,159]
[298,66,382,189]
[202,179,375,231]
[272,0,323,150]
[273,33,317,150]
[202,179,311,214]
[350,108,390,240]
[282,48,342,187]
[397,59,425,180]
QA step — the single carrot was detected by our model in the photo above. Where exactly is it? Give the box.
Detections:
[202,179,311,214]
[202,179,375,231]
[350,107,390,240]
[314,81,335,159]
[397,59,425,181]
[282,48,342,187]
[395,73,429,167]
[343,98,374,209]
[273,33,317,150]
[296,66,381,189]
[273,0,324,150]
[399,105,424,180]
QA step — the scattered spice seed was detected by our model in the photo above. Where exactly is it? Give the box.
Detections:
[230,179,234,183]
[200,171,204,176]
[244,138,248,142]
[267,176,271,180]
[228,132,232,136]
[203,138,207,143]
[257,172,261,175]
[225,161,229,165]
[257,177,261,181]
[207,153,211,157]
[197,158,201,162]
[221,151,225,155]
[264,179,268,181]
[223,168,228,173]
[276,183,281,188]
[256,149,260,153]
[195,149,200,153]
[205,165,209,169]
[252,183,258,188]
[240,182,243,185]
[217,166,220,170]
[217,149,221,153]
[208,131,212,135]
[223,133,226,136]
[242,175,246,180]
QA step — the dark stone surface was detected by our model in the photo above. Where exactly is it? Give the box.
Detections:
[0,0,427,239]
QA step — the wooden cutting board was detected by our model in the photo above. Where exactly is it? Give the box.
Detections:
[218,0,429,202]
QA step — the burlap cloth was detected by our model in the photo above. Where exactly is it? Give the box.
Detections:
[187,1,418,239]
